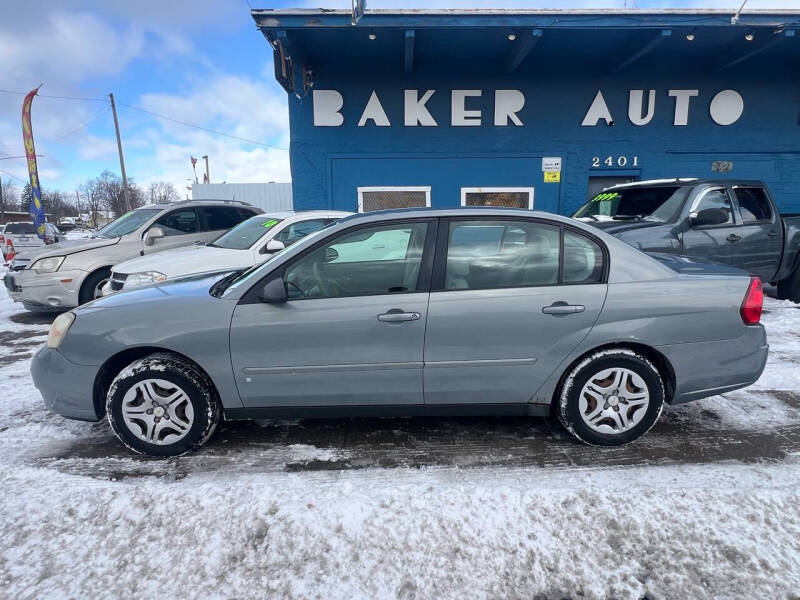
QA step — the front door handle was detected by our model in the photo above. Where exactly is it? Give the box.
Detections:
[378,309,421,323]
[727,234,742,243]
[542,301,585,316]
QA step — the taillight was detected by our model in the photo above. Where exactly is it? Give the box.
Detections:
[740,277,763,325]
[0,234,4,244]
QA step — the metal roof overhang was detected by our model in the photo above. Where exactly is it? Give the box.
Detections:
[252,9,800,89]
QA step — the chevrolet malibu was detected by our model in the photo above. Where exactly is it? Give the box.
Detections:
[31,208,768,456]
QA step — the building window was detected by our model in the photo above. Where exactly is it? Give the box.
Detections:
[460,187,534,210]
[357,186,431,213]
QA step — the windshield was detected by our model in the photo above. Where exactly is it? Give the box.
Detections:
[209,216,284,250]
[573,186,691,222]
[94,208,161,238]
[5,223,37,234]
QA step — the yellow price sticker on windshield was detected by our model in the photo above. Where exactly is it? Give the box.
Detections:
[262,219,279,228]
[544,171,560,183]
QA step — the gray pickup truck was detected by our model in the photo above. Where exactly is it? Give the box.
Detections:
[573,179,800,301]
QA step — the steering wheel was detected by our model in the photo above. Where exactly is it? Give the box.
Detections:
[313,262,337,297]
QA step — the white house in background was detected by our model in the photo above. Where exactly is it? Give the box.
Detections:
[191,183,293,213]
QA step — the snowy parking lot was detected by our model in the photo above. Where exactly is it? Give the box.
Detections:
[1,268,799,599]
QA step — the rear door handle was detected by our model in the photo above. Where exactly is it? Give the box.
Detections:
[727,234,742,242]
[378,309,421,323]
[767,230,779,237]
[542,302,585,316]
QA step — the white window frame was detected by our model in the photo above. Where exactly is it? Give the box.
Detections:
[356,186,432,213]
[460,187,535,210]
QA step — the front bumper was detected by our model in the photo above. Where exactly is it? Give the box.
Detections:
[4,268,85,310]
[658,325,769,404]
[30,346,102,422]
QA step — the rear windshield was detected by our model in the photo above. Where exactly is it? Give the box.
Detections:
[209,216,284,250]
[573,186,691,222]
[5,223,37,234]
[94,208,161,238]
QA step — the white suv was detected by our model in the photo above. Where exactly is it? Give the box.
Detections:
[104,210,352,295]
[4,200,261,312]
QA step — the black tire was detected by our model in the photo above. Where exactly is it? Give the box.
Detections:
[79,267,111,305]
[106,353,221,456]
[776,265,800,303]
[557,349,665,446]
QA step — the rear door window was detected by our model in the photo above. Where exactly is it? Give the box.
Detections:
[201,206,246,231]
[445,221,560,289]
[733,187,772,223]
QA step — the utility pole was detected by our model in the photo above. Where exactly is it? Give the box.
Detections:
[0,175,4,225]
[109,93,131,213]
[202,155,210,184]
[75,189,80,218]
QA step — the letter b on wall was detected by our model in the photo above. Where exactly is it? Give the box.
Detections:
[313,90,344,126]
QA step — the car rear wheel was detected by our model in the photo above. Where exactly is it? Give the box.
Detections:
[557,349,664,446]
[106,353,221,456]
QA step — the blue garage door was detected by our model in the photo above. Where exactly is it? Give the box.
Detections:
[329,156,561,214]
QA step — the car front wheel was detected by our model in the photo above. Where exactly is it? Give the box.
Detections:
[106,353,221,456]
[557,349,665,446]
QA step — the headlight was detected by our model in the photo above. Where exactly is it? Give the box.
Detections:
[123,271,168,289]
[31,256,65,273]
[47,312,75,349]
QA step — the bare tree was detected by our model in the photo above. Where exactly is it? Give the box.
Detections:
[1,180,19,222]
[95,170,144,217]
[79,180,103,228]
[147,181,179,204]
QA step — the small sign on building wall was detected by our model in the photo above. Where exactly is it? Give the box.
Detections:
[542,157,562,172]
[544,171,561,183]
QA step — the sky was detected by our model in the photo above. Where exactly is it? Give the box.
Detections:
[0,0,797,200]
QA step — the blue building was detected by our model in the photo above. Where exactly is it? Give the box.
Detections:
[252,8,800,215]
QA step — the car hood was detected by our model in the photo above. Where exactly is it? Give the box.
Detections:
[78,271,233,312]
[577,218,667,235]
[16,236,119,261]
[112,245,253,277]
[647,252,749,277]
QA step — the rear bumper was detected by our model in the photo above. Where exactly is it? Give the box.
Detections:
[30,346,102,421]
[5,268,84,310]
[657,325,768,404]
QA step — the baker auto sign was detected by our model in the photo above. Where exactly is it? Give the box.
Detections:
[311,88,744,128]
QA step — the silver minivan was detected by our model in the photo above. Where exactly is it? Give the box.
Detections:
[4,200,261,311]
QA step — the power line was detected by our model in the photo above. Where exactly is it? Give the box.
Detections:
[0,89,108,102]
[0,155,44,161]
[116,100,290,151]
[49,106,111,142]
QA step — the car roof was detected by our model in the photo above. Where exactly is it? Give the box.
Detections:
[136,199,258,210]
[605,178,766,190]
[336,207,578,227]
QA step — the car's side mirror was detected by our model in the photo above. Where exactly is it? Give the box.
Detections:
[144,226,165,246]
[323,247,339,263]
[262,239,286,254]
[689,208,729,228]
[258,277,287,304]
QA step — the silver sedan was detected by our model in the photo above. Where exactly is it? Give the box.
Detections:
[31,208,768,456]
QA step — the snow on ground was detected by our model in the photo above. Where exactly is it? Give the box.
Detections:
[0,271,799,599]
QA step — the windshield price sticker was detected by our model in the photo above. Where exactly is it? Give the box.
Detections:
[592,192,619,202]
[262,219,279,229]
